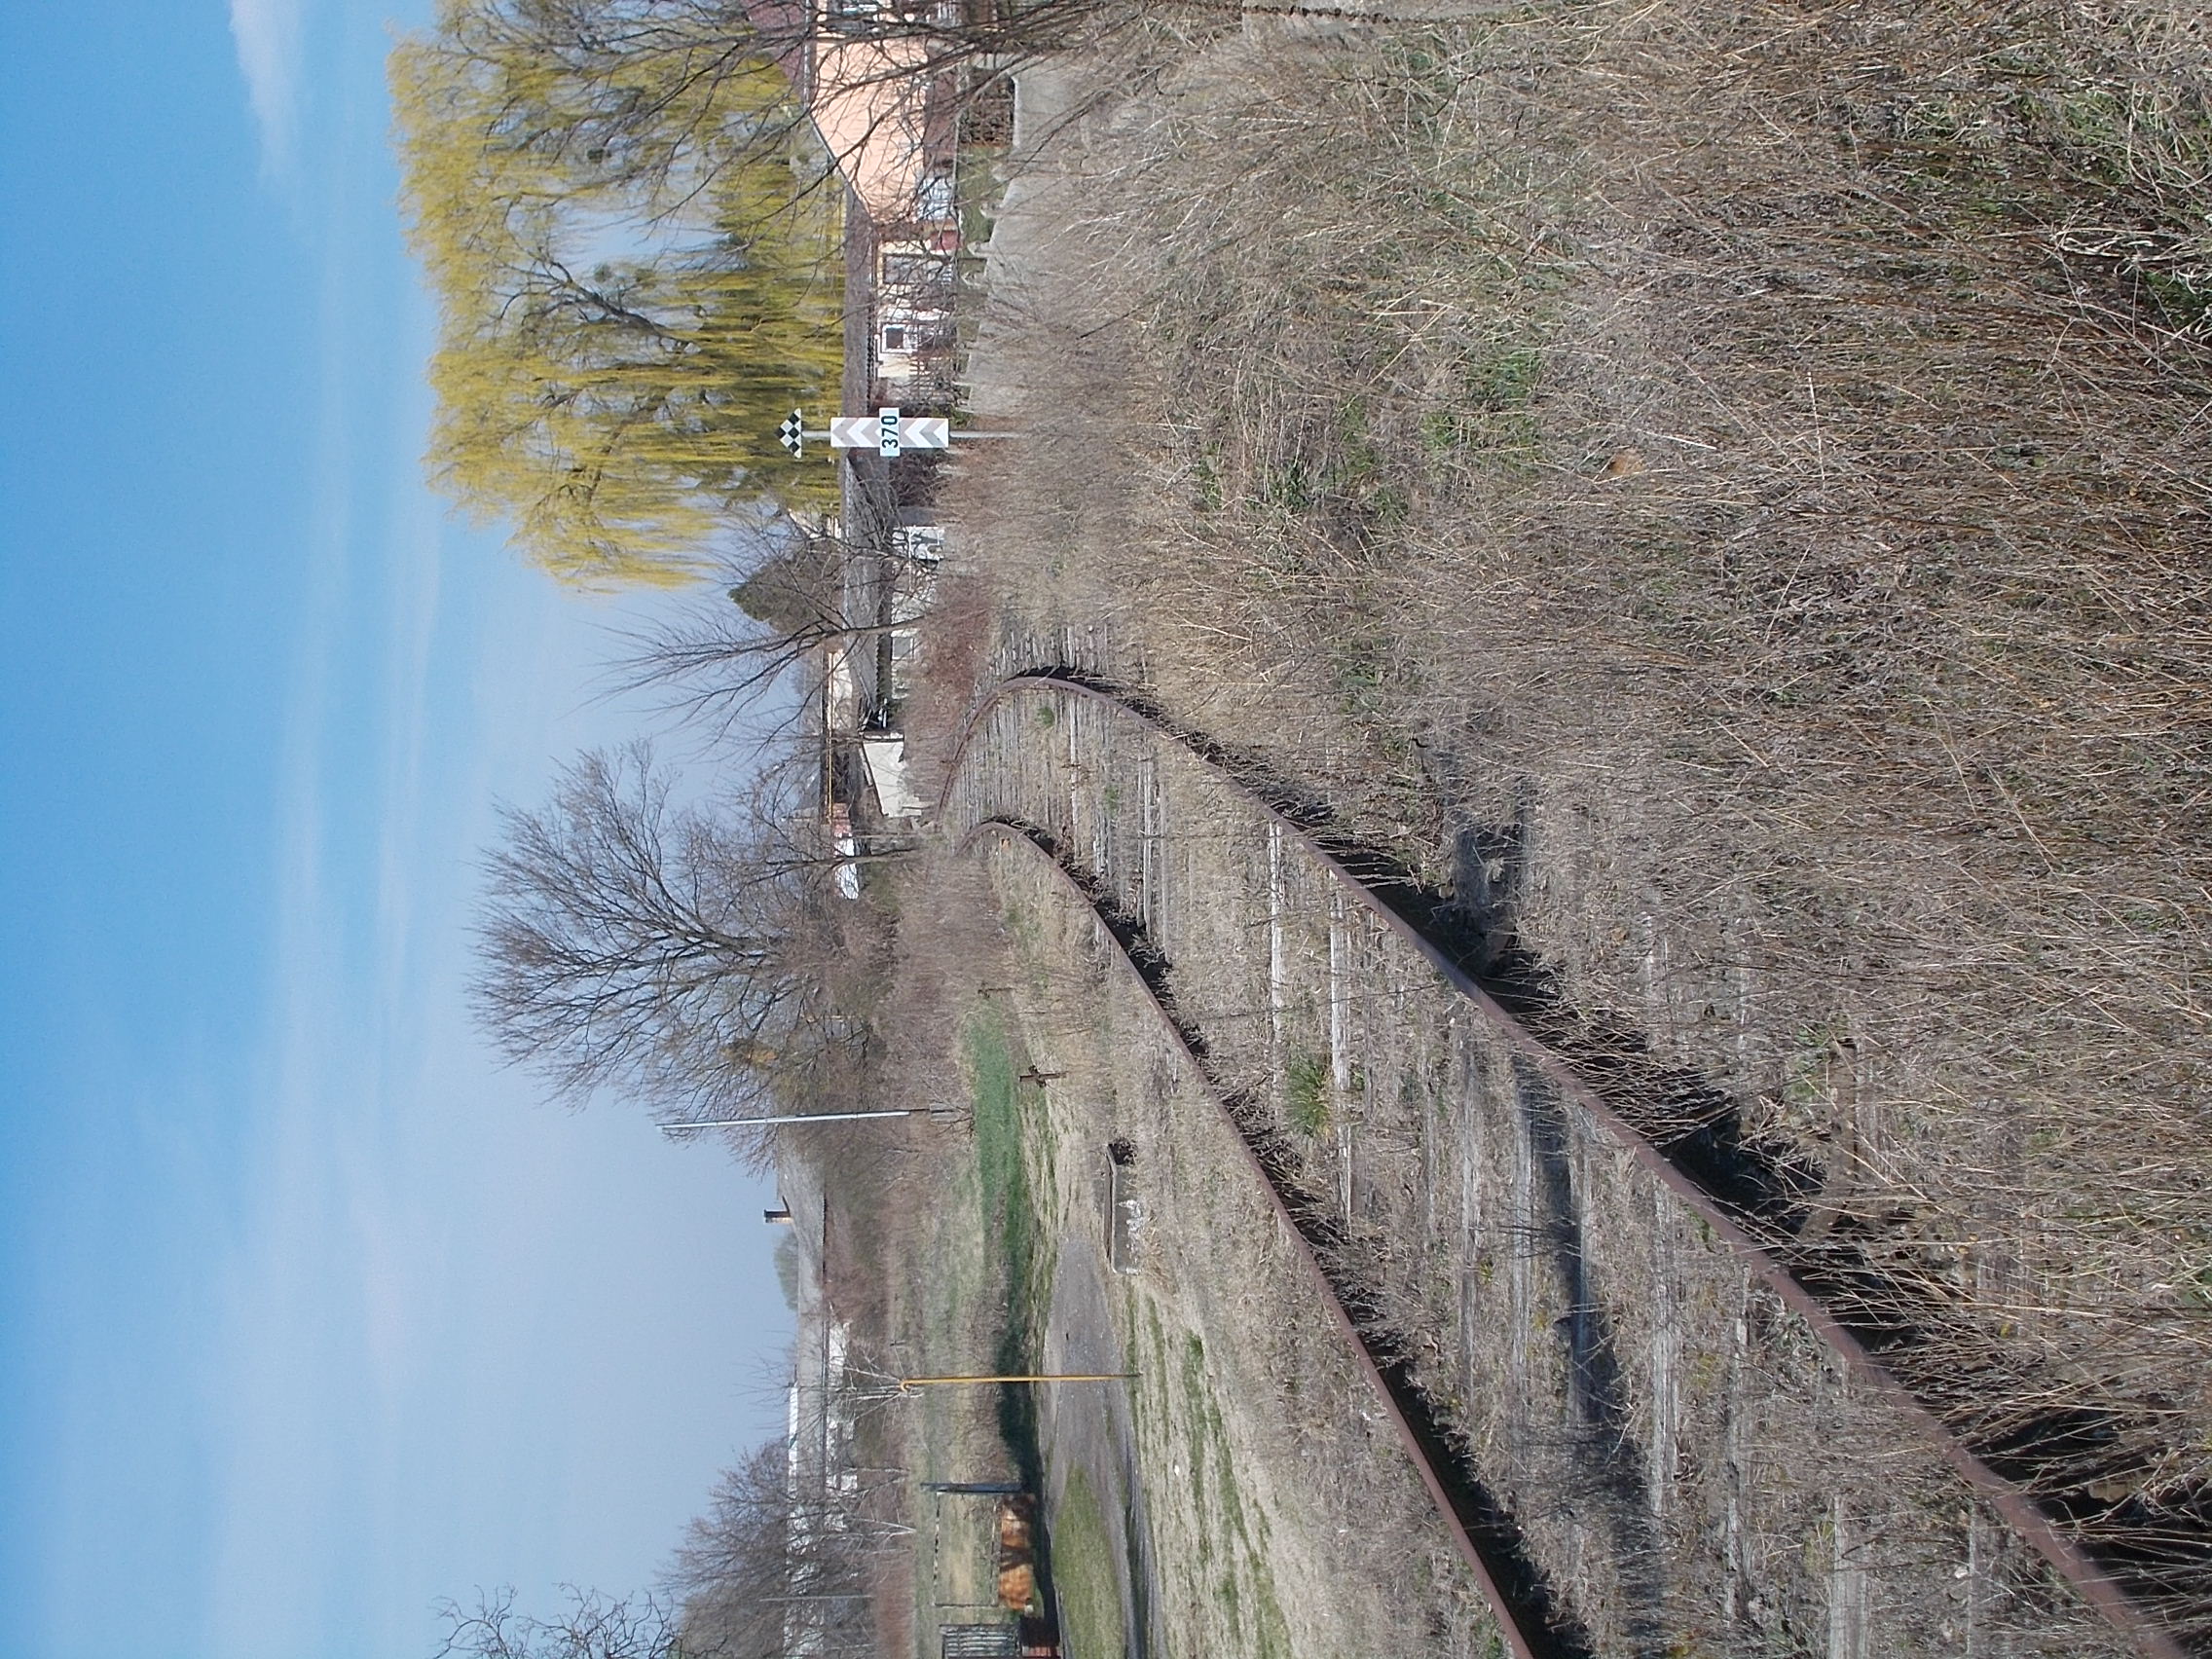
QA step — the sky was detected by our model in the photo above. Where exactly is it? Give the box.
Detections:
[0,3,794,1655]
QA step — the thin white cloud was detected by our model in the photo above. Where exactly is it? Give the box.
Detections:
[229,0,304,175]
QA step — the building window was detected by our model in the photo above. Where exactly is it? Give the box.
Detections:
[892,525,945,562]
[916,172,956,222]
[881,252,948,288]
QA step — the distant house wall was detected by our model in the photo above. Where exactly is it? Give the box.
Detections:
[809,33,939,226]
[872,240,960,404]
[806,4,969,413]
[859,733,926,819]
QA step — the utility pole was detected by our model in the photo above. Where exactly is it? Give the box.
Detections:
[899,1372,1136,1392]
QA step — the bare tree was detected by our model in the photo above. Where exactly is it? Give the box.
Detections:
[667,1437,903,1659]
[610,527,935,744]
[473,744,871,1135]
[397,0,1148,228]
[433,1588,679,1659]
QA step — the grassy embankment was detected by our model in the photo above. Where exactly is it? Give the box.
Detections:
[1049,1471,1126,1659]
[894,1004,1062,1656]
[966,1009,1059,1486]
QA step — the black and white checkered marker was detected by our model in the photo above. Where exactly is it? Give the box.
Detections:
[776,409,804,459]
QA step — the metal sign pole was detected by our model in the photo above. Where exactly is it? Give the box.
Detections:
[660,1108,916,1133]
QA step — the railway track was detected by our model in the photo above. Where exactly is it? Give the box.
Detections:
[940,669,2202,1659]
[968,812,1592,1659]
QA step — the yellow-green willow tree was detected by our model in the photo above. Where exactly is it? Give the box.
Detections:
[391,1,843,583]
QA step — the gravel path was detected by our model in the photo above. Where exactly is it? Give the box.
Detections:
[1037,1230,1161,1659]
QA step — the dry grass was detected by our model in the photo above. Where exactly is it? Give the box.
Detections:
[933,0,2212,1636]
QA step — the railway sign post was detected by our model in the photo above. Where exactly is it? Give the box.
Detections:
[830,413,951,452]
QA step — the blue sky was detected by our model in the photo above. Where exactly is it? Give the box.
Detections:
[0,3,793,1654]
